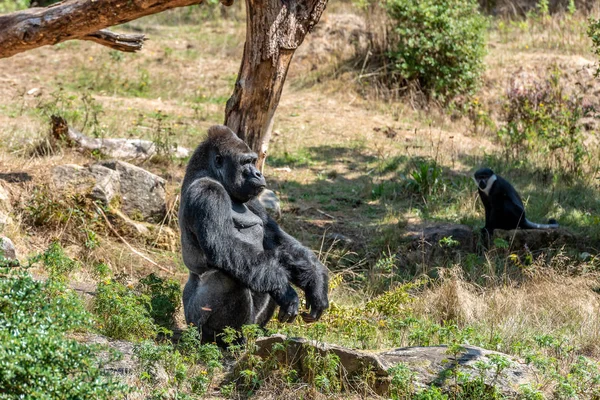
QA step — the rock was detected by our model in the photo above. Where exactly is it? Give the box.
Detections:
[51,116,190,160]
[0,213,13,230]
[0,236,17,260]
[255,335,389,393]
[81,333,136,377]
[403,224,476,263]
[89,165,121,205]
[0,184,13,231]
[378,345,535,396]
[258,189,281,218]
[255,335,535,396]
[0,183,11,211]
[325,232,354,246]
[98,160,166,222]
[492,228,576,251]
[52,164,120,205]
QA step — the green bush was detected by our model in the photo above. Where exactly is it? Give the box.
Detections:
[30,240,80,281]
[138,273,182,328]
[0,265,129,398]
[497,68,587,176]
[94,279,157,341]
[385,0,487,102]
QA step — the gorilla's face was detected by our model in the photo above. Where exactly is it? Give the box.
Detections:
[213,149,266,203]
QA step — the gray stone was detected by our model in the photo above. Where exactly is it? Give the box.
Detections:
[0,212,13,231]
[52,164,120,205]
[258,189,281,218]
[492,228,576,251]
[89,164,121,205]
[0,183,11,211]
[254,335,535,396]
[403,223,476,263]
[326,232,354,246]
[98,160,166,222]
[378,345,535,396]
[0,236,17,260]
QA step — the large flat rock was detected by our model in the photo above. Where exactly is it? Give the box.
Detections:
[255,335,535,396]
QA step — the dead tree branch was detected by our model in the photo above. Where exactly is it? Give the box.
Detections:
[80,29,147,53]
[0,0,237,59]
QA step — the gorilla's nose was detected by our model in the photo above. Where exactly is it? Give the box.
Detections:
[252,170,263,179]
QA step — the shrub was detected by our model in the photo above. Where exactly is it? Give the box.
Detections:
[94,279,157,341]
[498,67,587,175]
[30,240,80,281]
[385,0,487,102]
[0,265,129,398]
[137,273,182,328]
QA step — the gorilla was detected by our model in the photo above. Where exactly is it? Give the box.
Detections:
[473,167,559,235]
[179,125,329,345]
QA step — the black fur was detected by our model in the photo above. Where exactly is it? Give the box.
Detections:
[179,125,329,345]
[474,167,559,236]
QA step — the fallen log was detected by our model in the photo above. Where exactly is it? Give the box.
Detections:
[51,115,190,160]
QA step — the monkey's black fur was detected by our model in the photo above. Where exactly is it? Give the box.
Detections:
[179,125,329,346]
[474,167,559,235]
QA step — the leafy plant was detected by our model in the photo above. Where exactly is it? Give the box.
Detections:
[29,240,80,281]
[0,265,130,398]
[94,279,157,341]
[385,0,487,102]
[497,67,587,176]
[137,273,182,328]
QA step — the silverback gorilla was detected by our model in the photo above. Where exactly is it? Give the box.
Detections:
[179,125,329,345]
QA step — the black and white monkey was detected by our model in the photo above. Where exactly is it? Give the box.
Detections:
[179,125,329,345]
[473,167,559,235]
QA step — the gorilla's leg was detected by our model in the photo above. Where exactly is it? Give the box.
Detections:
[183,271,276,346]
[253,293,278,326]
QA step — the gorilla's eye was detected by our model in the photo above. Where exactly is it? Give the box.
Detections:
[241,156,256,166]
[215,154,223,167]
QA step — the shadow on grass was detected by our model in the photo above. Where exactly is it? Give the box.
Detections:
[265,144,600,262]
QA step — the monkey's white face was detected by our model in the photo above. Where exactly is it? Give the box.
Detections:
[474,174,497,196]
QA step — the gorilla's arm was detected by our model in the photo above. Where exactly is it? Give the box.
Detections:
[248,200,329,321]
[181,179,291,295]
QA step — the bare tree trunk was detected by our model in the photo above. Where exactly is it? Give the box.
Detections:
[224,0,328,170]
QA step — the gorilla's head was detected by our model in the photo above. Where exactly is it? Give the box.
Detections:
[188,125,266,203]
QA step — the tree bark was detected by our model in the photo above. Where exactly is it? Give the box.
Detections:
[0,0,230,59]
[224,0,328,170]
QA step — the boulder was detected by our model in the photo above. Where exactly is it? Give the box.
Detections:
[0,183,11,211]
[52,164,120,205]
[492,228,577,251]
[325,232,354,246]
[258,189,281,218]
[0,183,13,230]
[378,345,534,396]
[98,160,167,223]
[403,223,476,263]
[254,335,535,397]
[0,236,17,260]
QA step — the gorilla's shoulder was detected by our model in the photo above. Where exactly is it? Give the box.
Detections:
[184,177,229,204]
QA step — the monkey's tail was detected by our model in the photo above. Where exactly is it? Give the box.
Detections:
[522,218,559,229]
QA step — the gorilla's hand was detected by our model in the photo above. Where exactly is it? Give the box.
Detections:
[271,284,299,323]
[301,277,329,323]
